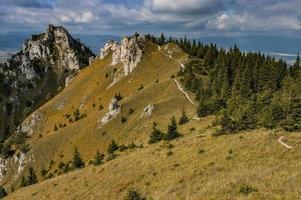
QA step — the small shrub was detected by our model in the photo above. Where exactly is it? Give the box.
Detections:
[107,140,119,154]
[128,108,134,115]
[239,184,258,195]
[0,187,7,198]
[198,149,205,154]
[138,84,144,91]
[128,142,137,149]
[121,117,127,124]
[40,167,48,177]
[99,104,104,111]
[54,124,58,131]
[125,188,146,200]
[167,150,173,156]
[119,145,127,152]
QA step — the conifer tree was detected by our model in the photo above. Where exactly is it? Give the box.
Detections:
[164,116,180,141]
[179,109,189,125]
[148,122,164,144]
[93,150,104,166]
[72,147,85,169]
[107,140,119,154]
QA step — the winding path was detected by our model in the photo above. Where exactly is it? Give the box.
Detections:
[278,136,293,149]
[158,45,196,107]
[158,46,185,69]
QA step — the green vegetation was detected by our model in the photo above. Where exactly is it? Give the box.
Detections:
[178,109,189,125]
[164,116,180,141]
[92,150,104,166]
[239,184,258,195]
[107,140,119,155]
[0,187,6,199]
[149,117,181,144]
[148,122,164,144]
[125,188,146,200]
[20,167,38,187]
[72,147,85,169]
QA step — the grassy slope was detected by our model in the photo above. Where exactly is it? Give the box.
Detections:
[4,42,301,200]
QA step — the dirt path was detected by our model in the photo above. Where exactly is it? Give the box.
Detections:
[174,79,197,106]
[157,45,197,106]
[278,136,293,149]
[158,46,185,69]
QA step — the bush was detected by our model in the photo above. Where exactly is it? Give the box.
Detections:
[239,184,258,195]
[0,187,7,198]
[138,84,144,91]
[125,189,146,200]
[20,167,38,187]
[121,117,127,124]
[128,108,134,115]
[107,140,119,154]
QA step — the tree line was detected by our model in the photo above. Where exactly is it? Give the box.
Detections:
[147,33,301,134]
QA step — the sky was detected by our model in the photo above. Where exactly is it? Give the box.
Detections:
[0,0,301,37]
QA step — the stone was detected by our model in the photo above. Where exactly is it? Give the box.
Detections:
[100,35,146,75]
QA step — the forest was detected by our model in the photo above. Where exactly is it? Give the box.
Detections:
[147,33,301,134]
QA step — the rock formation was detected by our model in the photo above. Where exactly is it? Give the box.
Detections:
[0,24,94,143]
[100,96,121,125]
[100,35,146,75]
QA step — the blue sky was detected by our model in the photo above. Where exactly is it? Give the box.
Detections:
[0,0,301,37]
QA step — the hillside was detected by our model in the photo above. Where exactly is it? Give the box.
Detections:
[0,25,94,144]
[1,34,301,200]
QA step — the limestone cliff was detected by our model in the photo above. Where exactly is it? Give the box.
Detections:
[0,25,94,142]
[100,35,146,75]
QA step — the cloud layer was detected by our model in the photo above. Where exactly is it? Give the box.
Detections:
[0,0,300,36]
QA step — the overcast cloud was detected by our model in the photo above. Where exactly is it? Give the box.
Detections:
[0,0,300,36]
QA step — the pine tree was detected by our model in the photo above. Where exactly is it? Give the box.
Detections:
[92,150,104,166]
[164,116,180,141]
[72,147,85,169]
[20,176,26,187]
[159,33,165,45]
[178,109,189,125]
[27,167,38,185]
[107,140,119,154]
[148,122,164,144]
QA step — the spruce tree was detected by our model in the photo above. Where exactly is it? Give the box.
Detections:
[178,109,189,125]
[107,140,119,154]
[72,147,85,169]
[148,122,164,144]
[164,116,180,141]
[93,150,104,166]
[27,167,38,185]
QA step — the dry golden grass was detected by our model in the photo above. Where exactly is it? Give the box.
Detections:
[4,42,301,200]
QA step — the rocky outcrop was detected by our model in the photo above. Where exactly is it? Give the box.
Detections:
[0,24,94,145]
[142,104,155,117]
[100,35,146,75]
[100,97,121,125]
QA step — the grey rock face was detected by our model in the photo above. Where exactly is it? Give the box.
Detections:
[0,24,94,142]
[100,35,146,75]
